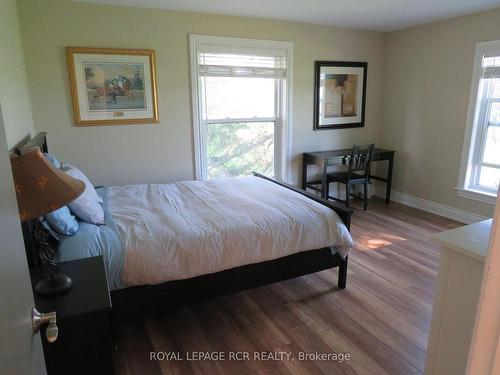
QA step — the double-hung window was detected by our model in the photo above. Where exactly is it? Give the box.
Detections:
[190,35,292,181]
[458,41,500,203]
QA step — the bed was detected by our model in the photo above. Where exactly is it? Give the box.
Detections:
[17,133,354,314]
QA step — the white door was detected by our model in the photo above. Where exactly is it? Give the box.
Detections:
[0,106,47,374]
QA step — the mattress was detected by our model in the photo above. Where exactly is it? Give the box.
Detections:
[106,176,353,288]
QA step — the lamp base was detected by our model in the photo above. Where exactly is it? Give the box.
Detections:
[35,274,73,295]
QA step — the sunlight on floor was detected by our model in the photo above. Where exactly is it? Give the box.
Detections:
[355,233,407,250]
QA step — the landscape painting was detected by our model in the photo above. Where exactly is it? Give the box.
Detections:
[67,47,159,126]
[84,62,146,111]
[314,61,367,130]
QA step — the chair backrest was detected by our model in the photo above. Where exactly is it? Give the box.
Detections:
[348,144,374,178]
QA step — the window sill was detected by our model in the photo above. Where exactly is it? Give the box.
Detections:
[456,187,497,205]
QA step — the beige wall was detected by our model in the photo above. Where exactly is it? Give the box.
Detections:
[381,9,500,217]
[15,0,500,217]
[18,0,385,186]
[0,0,34,148]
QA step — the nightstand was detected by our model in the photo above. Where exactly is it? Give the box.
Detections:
[30,256,114,375]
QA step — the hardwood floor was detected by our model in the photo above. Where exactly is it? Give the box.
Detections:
[112,198,462,375]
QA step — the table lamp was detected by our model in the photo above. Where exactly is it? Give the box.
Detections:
[10,147,84,295]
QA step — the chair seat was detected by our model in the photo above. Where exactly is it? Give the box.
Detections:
[327,171,366,183]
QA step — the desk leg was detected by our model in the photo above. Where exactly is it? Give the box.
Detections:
[321,161,328,198]
[386,155,394,203]
[302,161,308,190]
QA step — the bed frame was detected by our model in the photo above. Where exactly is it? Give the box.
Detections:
[16,132,353,315]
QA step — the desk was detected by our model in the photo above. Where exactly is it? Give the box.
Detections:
[302,148,395,202]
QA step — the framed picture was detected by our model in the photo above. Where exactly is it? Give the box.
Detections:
[313,61,367,130]
[67,47,159,126]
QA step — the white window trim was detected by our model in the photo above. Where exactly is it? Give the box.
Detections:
[457,40,500,205]
[456,187,497,205]
[189,34,293,182]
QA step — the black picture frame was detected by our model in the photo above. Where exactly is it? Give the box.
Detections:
[313,61,367,130]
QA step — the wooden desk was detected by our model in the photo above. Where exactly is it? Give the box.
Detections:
[302,148,395,203]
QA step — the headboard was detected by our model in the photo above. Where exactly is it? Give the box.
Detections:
[12,131,48,155]
[10,132,48,266]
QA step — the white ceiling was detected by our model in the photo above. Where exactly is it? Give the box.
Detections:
[70,0,500,31]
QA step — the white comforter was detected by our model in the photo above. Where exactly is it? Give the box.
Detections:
[107,176,353,287]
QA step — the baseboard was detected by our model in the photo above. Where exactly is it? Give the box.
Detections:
[373,187,490,224]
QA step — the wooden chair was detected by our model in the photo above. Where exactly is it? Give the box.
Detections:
[325,144,374,210]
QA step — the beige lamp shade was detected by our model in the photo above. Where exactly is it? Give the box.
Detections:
[10,148,85,221]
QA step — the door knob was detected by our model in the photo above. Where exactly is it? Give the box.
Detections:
[32,307,58,343]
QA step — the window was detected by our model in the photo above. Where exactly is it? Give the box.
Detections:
[458,41,500,203]
[190,35,292,181]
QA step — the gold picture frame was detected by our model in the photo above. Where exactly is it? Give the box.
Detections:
[67,47,159,126]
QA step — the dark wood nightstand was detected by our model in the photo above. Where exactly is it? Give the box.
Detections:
[30,256,114,375]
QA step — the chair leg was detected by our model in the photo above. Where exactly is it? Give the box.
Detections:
[325,181,330,200]
[345,183,350,208]
[364,182,368,210]
[338,255,348,289]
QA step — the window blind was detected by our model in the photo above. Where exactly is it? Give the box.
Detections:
[481,55,500,79]
[198,53,286,79]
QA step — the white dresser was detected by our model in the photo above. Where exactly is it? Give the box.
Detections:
[424,219,492,375]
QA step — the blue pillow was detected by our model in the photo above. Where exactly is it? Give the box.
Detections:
[44,152,61,168]
[40,217,63,242]
[42,152,78,237]
[45,206,79,237]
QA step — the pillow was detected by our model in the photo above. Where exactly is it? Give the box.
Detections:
[40,217,64,242]
[44,152,61,169]
[42,153,80,236]
[61,163,104,225]
[45,206,79,236]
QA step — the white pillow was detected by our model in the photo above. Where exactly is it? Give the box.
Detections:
[61,163,104,225]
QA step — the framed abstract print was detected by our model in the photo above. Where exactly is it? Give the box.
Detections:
[313,61,367,130]
[67,47,159,126]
